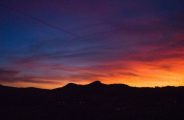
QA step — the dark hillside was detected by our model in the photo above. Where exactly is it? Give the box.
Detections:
[0,81,184,120]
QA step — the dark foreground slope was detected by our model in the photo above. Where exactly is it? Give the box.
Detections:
[0,81,184,120]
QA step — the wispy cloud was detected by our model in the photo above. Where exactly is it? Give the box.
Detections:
[0,0,184,88]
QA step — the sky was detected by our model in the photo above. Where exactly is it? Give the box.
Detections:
[0,0,184,89]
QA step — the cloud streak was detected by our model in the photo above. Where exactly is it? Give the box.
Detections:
[0,0,184,88]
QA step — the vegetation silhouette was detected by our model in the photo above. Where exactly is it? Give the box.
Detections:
[0,81,184,120]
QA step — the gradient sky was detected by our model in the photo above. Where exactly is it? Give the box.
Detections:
[0,0,184,89]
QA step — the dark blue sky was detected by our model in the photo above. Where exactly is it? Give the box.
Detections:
[0,0,184,88]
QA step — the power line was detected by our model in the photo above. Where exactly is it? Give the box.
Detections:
[0,3,86,40]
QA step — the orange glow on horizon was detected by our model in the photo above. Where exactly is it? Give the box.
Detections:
[1,58,184,89]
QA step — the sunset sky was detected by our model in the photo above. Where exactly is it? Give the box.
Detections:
[0,0,184,89]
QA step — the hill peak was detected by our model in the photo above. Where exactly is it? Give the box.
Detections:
[62,82,78,88]
[88,81,104,86]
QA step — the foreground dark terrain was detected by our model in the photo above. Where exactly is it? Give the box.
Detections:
[0,81,184,120]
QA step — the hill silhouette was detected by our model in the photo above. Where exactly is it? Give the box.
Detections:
[0,81,184,120]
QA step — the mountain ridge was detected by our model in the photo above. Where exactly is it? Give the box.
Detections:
[1,80,183,90]
[1,81,184,120]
